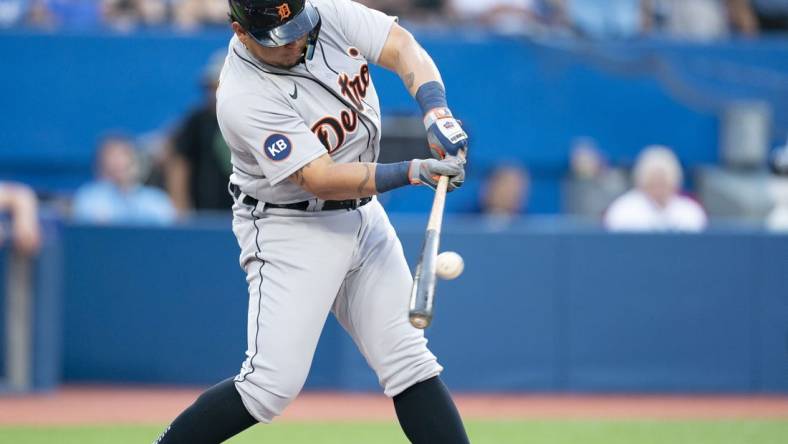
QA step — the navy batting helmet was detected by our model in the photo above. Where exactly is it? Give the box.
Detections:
[228,0,322,60]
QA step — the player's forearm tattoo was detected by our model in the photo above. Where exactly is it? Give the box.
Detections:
[292,161,313,187]
[291,170,304,186]
[402,72,415,89]
[357,163,372,194]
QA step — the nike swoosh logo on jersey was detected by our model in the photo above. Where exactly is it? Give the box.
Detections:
[289,82,298,99]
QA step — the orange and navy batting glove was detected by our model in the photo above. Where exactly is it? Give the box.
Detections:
[415,81,468,159]
[424,107,468,159]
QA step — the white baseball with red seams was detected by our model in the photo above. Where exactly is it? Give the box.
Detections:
[215,0,443,424]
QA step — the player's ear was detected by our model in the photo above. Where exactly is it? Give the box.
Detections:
[231,22,247,40]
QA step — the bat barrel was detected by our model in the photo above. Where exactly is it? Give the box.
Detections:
[409,313,431,329]
[408,228,440,329]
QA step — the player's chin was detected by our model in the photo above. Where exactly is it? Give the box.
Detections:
[280,63,299,70]
[277,55,304,69]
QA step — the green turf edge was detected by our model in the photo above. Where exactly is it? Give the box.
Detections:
[1,420,786,444]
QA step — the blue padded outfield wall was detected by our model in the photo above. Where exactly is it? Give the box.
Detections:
[55,218,788,393]
[2,31,788,212]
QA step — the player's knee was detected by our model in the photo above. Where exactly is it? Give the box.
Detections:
[274,378,305,409]
[235,374,306,422]
[381,356,444,398]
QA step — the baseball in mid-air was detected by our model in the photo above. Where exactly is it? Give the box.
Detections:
[436,251,464,280]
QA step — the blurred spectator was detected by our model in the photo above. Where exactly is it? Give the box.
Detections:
[358,0,415,17]
[769,136,788,176]
[728,0,761,33]
[563,137,628,218]
[571,138,605,179]
[448,0,570,34]
[8,0,231,31]
[25,0,53,26]
[166,50,233,214]
[102,0,170,31]
[0,0,29,27]
[642,0,759,40]
[0,182,41,256]
[767,136,788,230]
[604,145,707,232]
[753,0,788,31]
[408,0,447,20]
[36,0,102,28]
[72,134,176,225]
[172,0,228,30]
[358,0,445,21]
[766,179,788,230]
[478,164,530,217]
[566,0,644,37]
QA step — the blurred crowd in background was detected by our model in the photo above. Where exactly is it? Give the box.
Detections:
[2,0,788,259]
[1,0,787,37]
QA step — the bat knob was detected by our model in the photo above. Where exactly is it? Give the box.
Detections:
[409,314,431,329]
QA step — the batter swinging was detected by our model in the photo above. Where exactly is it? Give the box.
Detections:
[155,1,469,442]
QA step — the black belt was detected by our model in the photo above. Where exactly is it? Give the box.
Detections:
[230,183,371,211]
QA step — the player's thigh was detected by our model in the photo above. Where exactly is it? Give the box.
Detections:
[235,210,360,391]
[334,207,441,396]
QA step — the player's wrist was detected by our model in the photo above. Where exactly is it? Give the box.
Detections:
[375,161,412,194]
[415,81,448,116]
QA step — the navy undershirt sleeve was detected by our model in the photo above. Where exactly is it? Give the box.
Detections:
[375,161,411,193]
[415,81,448,115]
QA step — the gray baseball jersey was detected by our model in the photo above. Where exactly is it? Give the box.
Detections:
[215,0,443,424]
[218,0,391,203]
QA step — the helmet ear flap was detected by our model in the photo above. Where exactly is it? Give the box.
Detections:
[304,15,322,61]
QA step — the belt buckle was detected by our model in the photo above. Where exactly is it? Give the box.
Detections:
[348,199,358,210]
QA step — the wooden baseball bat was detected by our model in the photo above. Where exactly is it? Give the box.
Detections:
[408,150,465,329]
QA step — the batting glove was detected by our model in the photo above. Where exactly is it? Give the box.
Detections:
[424,107,468,159]
[408,156,465,192]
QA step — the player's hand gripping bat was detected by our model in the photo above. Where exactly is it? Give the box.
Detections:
[408,149,466,329]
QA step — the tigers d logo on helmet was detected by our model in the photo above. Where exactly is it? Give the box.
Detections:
[276,2,292,21]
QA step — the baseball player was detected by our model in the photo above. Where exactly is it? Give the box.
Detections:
[155,1,469,443]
